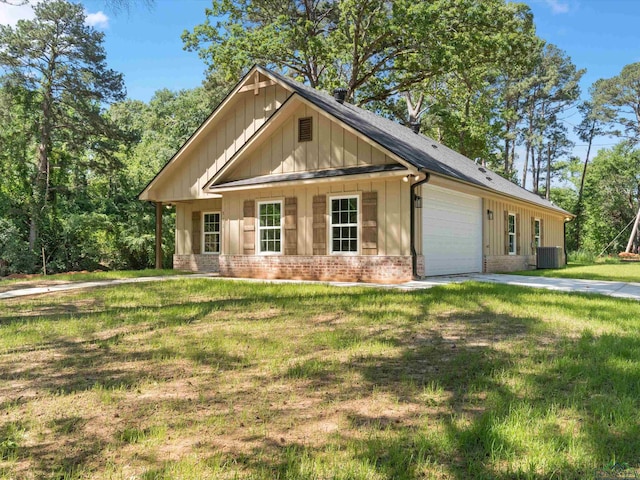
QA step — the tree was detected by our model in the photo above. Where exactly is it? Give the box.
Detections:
[591,62,640,141]
[580,143,640,254]
[572,98,607,248]
[0,0,125,251]
[519,43,583,191]
[182,0,463,106]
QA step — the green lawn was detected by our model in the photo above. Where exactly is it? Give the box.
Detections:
[1,279,639,479]
[515,261,640,283]
[0,269,192,293]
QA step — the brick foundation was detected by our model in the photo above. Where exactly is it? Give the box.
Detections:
[483,255,537,273]
[173,254,220,273]
[218,255,413,284]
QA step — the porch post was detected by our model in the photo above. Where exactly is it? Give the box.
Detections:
[155,202,163,269]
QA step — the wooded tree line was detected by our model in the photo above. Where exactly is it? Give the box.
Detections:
[1,0,639,274]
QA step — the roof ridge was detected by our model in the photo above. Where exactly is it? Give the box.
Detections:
[261,66,569,216]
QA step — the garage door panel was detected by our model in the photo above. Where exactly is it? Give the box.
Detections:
[422,185,482,276]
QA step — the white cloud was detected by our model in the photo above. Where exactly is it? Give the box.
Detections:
[545,0,570,14]
[0,2,35,26]
[85,10,109,29]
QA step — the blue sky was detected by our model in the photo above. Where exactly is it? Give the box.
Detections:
[3,0,638,103]
[1,0,639,168]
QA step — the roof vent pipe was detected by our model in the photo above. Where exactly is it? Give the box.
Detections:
[333,88,347,104]
[410,122,421,134]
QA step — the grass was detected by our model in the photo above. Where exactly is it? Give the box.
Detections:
[514,261,640,283]
[1,278,640,479]
[0,269,193,293]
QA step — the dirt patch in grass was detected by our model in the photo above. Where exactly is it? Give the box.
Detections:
[1,280,640,479]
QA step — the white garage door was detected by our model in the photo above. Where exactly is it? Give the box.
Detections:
[422,185,482,276]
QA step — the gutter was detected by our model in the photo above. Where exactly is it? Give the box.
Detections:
[410,170,431,278]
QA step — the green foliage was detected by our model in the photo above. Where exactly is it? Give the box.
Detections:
[580,143,640,254]
[0,218,36,275]
[591,62,640,140]
[0,5,222,275]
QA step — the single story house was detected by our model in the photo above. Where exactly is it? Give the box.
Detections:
[139,65,572,283]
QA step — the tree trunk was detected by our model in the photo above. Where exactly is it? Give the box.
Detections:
[545,144,551,201]
[574,123,595,249]
[29,76,54,251]
[626,206,640,253]
[531,148,538,194]
[522,142,530,189]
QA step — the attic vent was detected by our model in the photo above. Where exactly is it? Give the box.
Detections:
[298,117,312,142]
[431,144,438,149]
[478,167,486,173]
[486,176,492,181]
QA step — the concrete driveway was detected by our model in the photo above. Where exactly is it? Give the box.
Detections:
[2,272,640,301]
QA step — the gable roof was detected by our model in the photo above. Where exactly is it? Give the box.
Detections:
[261,67,571,216]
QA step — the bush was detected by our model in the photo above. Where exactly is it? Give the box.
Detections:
[0,218,37,276]
[568,249,597,264]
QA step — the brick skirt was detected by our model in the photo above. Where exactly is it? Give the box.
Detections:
[174,254,412,284]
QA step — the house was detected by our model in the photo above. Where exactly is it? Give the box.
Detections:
[139,65,571,283]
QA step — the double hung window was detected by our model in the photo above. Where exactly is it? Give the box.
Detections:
[203,212,220,254]
[508,213,516,255]
[330,196,358,254]
[534,219,541,248]
[258,201,282,254]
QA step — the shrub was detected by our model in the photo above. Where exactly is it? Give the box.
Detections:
[0,218,37,276]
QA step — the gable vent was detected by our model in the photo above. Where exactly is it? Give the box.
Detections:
[298,117,312,142]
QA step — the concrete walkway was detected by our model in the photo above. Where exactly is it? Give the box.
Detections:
[467,273,640,300]
[2,272,640,301]
[0,274,216,300]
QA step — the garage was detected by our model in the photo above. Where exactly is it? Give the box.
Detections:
[421,184,483,276]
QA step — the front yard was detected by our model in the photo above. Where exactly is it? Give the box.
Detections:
[1,278,639,479]
[516,260,640,283]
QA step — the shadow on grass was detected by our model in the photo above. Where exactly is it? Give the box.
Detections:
[1,280,640,479]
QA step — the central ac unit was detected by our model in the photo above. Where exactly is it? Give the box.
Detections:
[536,246,563,269]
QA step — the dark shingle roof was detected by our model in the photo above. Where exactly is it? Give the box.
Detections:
[264,67,570,216]
[211,164,405,189]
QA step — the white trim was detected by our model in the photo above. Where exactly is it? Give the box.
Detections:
[202,97,299,190]
[534,218,541,249]
[209,169,409,193]
[256,199,284,255]
[202,211,221,254]
[140,66,277,200]
[328,194,360,255]
[508,212,517,255]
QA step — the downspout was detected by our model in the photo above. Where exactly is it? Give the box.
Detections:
[410,170,431,278]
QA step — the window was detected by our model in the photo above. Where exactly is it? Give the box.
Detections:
[258,201,282,254]
[508,213,516,255]
[203,212,220,254]
[534,219,541,248]
[298,117,312,142]
[330,196,358,253]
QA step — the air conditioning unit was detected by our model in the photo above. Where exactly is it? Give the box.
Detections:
[536,246,563,269]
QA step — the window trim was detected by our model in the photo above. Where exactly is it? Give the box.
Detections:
[256,199,284,255]
[534,218,541,249]
[508,212,516,255]
[329,194,360,255]
[202,211,221,255]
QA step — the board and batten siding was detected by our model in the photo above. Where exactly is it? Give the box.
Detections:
[174,198,223,255]
[482,197,565,258]
[227,104,396,180]
[150,83,291,201]
[417,176,566,260]
[214,177,411,257]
